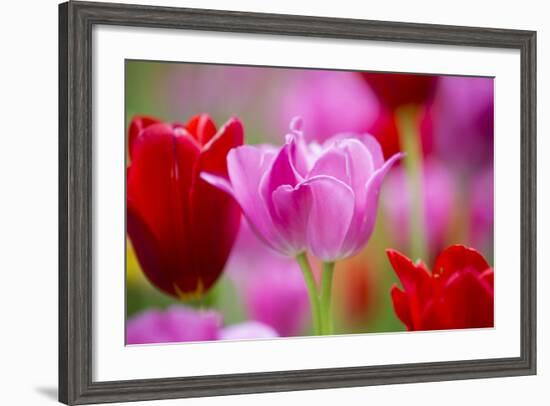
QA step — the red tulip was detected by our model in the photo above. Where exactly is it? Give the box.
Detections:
[360,72,437,110]
[127,114,243,299]
[368,106,434,160]
[387,245,494,331]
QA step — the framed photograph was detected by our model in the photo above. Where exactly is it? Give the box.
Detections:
[59,1,537,404]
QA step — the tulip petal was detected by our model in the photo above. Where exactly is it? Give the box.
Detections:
[338,138,376,204]
[127,123,203,295]
[184,118,244,292]
[260,140,303,212]
[199,173,233,196]
[391,285,414,330]
[479,268,494,287]
[308,147,350,185]
[128,115,161,159]
[300,175,355,260]
[433,245,491,282]
[341,152,403,256]
[271,183,312,253]
[386,249,434,330]
[127,201,176,296]
[441,269,494,329]
[200,118,244,174]
[185,114,218,145]
[361,134,385,169]
[225,146,290,253]
[127,123,200,253]
[386,249,432,294]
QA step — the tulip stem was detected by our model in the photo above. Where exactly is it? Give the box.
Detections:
[296,253,321,335]
[320,261,335,335]
[396,105,428,263]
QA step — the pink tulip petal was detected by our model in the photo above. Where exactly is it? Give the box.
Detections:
[361,134,385,169]
[300,175,355,260]
[342,152,403,256]
[260,140,303,211]
[225,146,290,253]
[199,172,233,196]
[338,138,376,200]
[271,183,312,253]
[308,147,350,185]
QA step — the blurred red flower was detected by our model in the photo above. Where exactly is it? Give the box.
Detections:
[368,106,434,160]
[127,114,243,298]
[387,245,493,331]
[360,72,437,110]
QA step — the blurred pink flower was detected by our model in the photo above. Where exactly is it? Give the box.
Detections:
[126,306,221,344]
[202,119,402,261]
[470,166,494,250]
[382,159,456,255]
[225,221,310,337]
[276,71,379,143]
[220,321,278,340]
[431,76,494,170]
[126,306,278,345]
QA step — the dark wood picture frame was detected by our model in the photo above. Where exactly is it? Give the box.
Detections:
[59,1,537,404]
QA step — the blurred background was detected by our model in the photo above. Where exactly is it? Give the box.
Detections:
[126,60,494,338]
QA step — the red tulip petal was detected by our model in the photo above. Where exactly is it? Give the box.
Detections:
[386,249,431,294]
[176,118,244,294]
[387,249,435,330]
[419,298,448,331]
[391,285,414,330]
[128,115,161,158]
[200,118,244,175]
[127,201,176,296]
[433,245,491,282]
[441,269,494,329]
[127,123,201,296]
[185,114,218,146]
[480,268,494,287]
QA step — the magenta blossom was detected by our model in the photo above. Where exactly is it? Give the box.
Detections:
[276,70,379,143]
[126,306,221,344]
[202,119,402,261]
[220,321,278,340]
[470,165,494,251]
[431,76,494,171]
[225,221,310,336]
[126,306,278,345]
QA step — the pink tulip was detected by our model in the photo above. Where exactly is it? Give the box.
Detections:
[220,321,278,340]
[276,70,379,144]
[126,306,222,344]
[202,119,402,261]
[126,306,278,345]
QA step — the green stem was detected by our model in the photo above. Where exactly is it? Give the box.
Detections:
[296,253,321,335]
[320,261,335,335]
[396,106,428,262]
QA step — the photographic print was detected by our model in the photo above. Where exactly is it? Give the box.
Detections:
[125,61,494,345]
